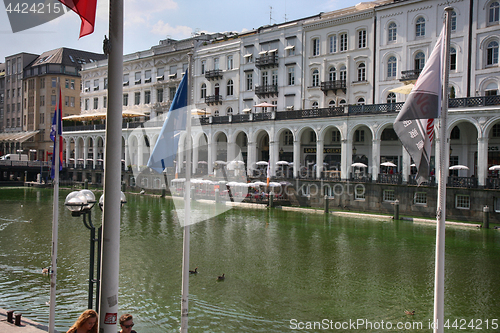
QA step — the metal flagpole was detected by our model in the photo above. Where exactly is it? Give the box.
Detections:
[48,82,61,333]
[99,0,123,331]
[434,7,452,333]
[180,51,193,333]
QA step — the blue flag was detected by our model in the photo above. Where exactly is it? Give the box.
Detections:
[147,70,188,173]
[51,88,63,179]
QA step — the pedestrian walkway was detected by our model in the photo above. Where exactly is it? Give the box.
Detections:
[0,308,58,333]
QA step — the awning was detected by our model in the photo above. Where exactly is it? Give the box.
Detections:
[258,50,268,55]
[284,45,295,50]
[243,53,253,58]
[0,131,39,143]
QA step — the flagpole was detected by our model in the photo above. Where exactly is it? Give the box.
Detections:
[48,82,61,333]
[434,7,452,333]
[180,53,193,333]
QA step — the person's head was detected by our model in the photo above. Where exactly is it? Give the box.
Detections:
[70,309,98,333]
[119,314,134,332]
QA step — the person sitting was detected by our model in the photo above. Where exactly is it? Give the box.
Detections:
[67,309,98,333]
[119,313,137,333]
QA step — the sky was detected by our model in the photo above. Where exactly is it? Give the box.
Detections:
[0,0,361,62]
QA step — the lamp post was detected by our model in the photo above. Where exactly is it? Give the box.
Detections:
[64,190,127,312]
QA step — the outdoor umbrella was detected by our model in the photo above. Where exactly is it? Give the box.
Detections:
[489,165,500,171]
[381,162,397,167]
[351,162,367,168]
[276,161,290,165]
[389,83,414,95]
[256,161,269,166]
[449,165,469,170]
[254,102,275,108]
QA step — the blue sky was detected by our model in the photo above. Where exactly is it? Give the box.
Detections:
[0,0,360,62]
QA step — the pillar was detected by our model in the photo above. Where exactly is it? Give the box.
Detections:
[402,148,411,183]
[477,137,488,186]
[341,139,351,180]
[316,139,324,179]
[371,139,380,181]
[83,138,88,168]
[293,140,300,178]
[247,141,256,177]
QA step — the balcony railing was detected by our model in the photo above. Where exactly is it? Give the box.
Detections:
[448,95,500,108]
[400,69,421,81]
[447,176,478,188]
[377,174,402,184]
[255,84,278,97]
[321,80,346,93]
[205,69,223,80]
[348,102,403,114]
[205,95,223,105]
[486,177,500,189]
[255,55,279,68]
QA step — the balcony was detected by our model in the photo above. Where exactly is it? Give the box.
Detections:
[255,85,278,97]
[205,95,223,105]
[400,69,421,82]
[321,80,346,94]
[255,55,279,69]
[205,69,223,80]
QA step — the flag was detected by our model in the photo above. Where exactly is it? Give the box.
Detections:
[266,160,270,186]
[393,26,445,185]
[58,0,97,38]
[51,88,63,179]
[148,70,189,173]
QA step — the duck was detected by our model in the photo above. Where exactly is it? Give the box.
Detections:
[42,267,51,275]
[189,267,198,274]
[139,189,146,195]
[404,310,415,315]
[217,273,225,281]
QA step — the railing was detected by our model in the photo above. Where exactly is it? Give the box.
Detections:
[205,95,223,105]
[408,175,436,186]
[211,116,229,124]
[321,80,346,93]
[400,69,421,81]
[350,173,372,183]
[255,55,279,68]
[253,112,273,121]
[205,69,223,80]
[486,177,500,189]
[62,95,500,132]
[0,160,51,167]
[447,176,478,188]
[255,85,278,96]
[377,173,402,184]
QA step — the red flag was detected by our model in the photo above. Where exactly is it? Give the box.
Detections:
[58,0,97,38]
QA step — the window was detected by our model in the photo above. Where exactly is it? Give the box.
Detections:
[144,90,151,104]
[123,74,129,86]
[93,98,98,109]
[157,68,165,81]
[355,129,365,142]
[104,78,108,89]
[357,97,365,105]
[332,130,340,142]
[288,66,295,85]
[442,48,454,74]
[355,185,365,200]
[387,56,397,78]
[201,60,206,74]
[329,67,336,81]
[450,126,460,140]
[65,79,69,88]
[451,11,457,31]
[388,22,397,42]
[339,66,347,82]
[103,96,107,108]
[227,107,233,115]
[358,29,367,48]
[414,192,427,205]
[157,89,163,103]
[284,130,293,145]
[227,55,233,70]
[170,87,176,100]
[312,38,320,56]
[214,58,219,70]
[40,95,45,106]
[340,33,348,52]
[201,83,206,98]
[487,41,499,66]
[329,35,337,53]
[262,71,268,86]
[145,70,152,83]
[272,70,278,85]
[312,69,319,87]
[123,94,129,106]
[227,80,234,96]
[65,96,69,106]
[135,72,141,84]
[455,194,470,209]
[489,1,499,24]
[383,190,396,202]
[312,101,319,109]
[214,83,220,95]
[51,95,56,106]
[246,73,253,90]
[357,63,366,81]
[415,52,425,71]
[387,92,396,104]
[94,79,99,90]
[52,77,57,88]
[416,17,425,37]
[85,98,89,110]
[286,38,296,56]
[169,65,177,78]
[70,79,75,89]
[328,100,336,107]
[214,110,219,117]
[134,92,140,105]
[40,113,44,124]
[70,97,75,107]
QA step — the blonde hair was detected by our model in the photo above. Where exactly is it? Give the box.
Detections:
[67,309,98,333]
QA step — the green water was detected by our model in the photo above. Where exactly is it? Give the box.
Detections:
[0,188,499,332]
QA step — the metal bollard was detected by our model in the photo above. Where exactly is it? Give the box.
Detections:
[394,199,400,220]
[84,179,89,189]
[483,206,490,229]
[7,310,14,323]
[14,313,22,326]
[324,195,329,214]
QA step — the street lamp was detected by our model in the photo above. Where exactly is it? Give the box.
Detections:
[64,189,127,312]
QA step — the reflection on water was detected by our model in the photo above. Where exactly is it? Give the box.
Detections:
[0,188,499,332]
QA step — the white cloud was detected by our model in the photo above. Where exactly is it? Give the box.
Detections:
[125,0,178,26]
[150,20,192,39]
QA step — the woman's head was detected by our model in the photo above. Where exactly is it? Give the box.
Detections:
[72,309,98,333]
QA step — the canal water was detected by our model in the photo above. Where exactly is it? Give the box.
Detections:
[0,187,499,332]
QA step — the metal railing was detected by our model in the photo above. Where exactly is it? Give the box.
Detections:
[377,173,402,184]
[255,55,279,68]
[447,176,478,188]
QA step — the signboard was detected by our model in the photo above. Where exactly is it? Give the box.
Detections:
[303,148,341,154]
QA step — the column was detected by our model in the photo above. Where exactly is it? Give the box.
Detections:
[65,139,71,164]
[247,141,256,176]
[208,141,216,174]
[269,140,277,176]
[316,139,324,179]
[93,138,98,169]
[293,140,300,178]
[434,137,442,184]
[75,140,80,167]
[477,136,488,186]
[124,137,130,169]
[137,136,144,168]
[83,138,88,168]
[402,148,410,183]
[341,139,351,180]
[371,139,380,181]
[192,139,199,174]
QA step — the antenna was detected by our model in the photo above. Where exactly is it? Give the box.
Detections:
[270,6,273,25]
[284,0,287,22]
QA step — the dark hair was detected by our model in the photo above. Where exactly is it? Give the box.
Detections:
[119,313,133,326]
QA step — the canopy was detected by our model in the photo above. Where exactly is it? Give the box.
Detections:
[276,161,290,165]
[449,165,469,170]
[389,83,414,95]
[381,162,397,167]
[63,110,146,121]
[351,162,368,168]
[256,161,269,166]
[489,165,500,171]
[254,102,275,108]
[0,130,39,143]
